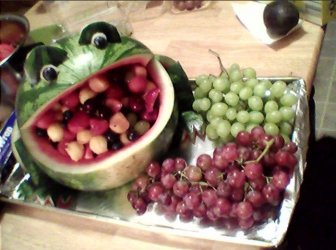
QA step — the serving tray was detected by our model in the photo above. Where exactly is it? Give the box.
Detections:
[0,77,309,248]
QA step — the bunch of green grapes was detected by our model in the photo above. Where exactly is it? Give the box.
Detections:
[192,63,298,143]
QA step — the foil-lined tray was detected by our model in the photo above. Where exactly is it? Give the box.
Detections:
[0,77,309,248]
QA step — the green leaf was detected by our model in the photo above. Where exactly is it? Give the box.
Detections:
[181,111,206,135]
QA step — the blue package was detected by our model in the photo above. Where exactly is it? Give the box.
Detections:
[0,111,16,166]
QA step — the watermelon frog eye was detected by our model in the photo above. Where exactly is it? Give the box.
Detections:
[91,32,108,49]
[40,64,58,82]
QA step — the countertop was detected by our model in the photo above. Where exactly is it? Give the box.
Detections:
[0,1,325,250]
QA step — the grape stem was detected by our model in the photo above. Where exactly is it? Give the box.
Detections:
[208,49,229,77]
[245,139,275,164]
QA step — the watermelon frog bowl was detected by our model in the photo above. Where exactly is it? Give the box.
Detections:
[14,22,193,191]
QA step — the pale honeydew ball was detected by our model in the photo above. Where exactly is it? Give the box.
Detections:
[264,122,280,135]
[236,110,250,124]
[243,67,257,79]
[213,77,230,93]
[231,122,245,137]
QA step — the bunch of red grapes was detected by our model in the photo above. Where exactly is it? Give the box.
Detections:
[127,126,298,230]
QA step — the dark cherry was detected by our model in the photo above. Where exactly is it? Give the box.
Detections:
[36,128,47,137]
[128,130,139,141]
[105,130,118,143]
[110,141,123,151]
[95,105,111,120]
[83,98,99,116]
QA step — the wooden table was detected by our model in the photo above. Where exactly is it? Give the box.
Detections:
[1,1,324,250]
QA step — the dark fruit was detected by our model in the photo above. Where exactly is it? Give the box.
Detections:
[263,0,299,36]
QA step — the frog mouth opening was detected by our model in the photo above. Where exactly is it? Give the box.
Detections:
[29,57,164,165]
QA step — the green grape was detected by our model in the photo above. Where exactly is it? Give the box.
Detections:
[216,120,231,139]
[270,80,287,98]
[249,111,264,124]
[220,70,229,79]
[248,96,263,111]
[194,87,207,99]
[280,93,298,107]
[208,89,223,103]
[192,99,202,112]
[280,106,295,122]
[231,122,245,137]
[199,78,213,93]
[226,107,237,121]
[281,133,291,144]
[264,100,279,113]
[264,122,280,135]
[210,102,229,117]
[225,92,239,107]
[230,81,244,94]
[246,123,259,132]
[229,63,240,73]
[259,79,272,89]
[236,110,250,124]
[229,69,243,82]
[253,83,268,97]
[243,67,257,79]
[245,78,259,89]
[239,86,253,100]
[208,75,216,83]
[213,77,230,93]
[266,110,282,124]
[280,121,293,135]
[206,109,216,122]
[195,74,209,86]
[206,124,218,140]
[199,97,211,111]
[210,117,224,127]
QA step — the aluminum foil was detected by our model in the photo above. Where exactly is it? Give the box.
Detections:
[0,77,309,248]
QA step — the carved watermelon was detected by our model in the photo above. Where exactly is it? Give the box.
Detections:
[15,22,193,191]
